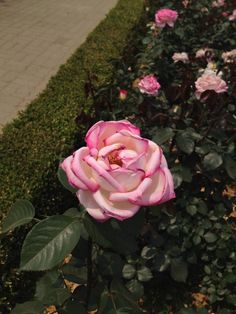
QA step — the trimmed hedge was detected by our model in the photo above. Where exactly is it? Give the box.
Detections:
[0,0,145,310]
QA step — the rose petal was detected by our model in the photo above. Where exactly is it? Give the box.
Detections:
[84,155,125,192]
[78,190,109,222]
[85,120,140,149]
[145,141,162,177]
[93,189,140,221]
[71,147,100,192]
[61,156,87,190]
[110,168,144,192]
[105,130,148,154]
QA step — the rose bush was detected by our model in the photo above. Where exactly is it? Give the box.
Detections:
[61,120,175,221]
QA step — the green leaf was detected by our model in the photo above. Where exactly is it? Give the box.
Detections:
[186,205,197,216]
[99,280,142,314]
[224,157,236,179]
[35,270,60,301]
[98,252,124,277]
[204,265,211,275]
[153,252,170,272]
[84,211,144,254]
[152,128,174,145]
[59,301,87,314]
[2,200,35,233]
[137,266,153,282]
[170,259,188,282]
[108,308,134,314]
[62,264,87,284]
[46,288,70,306]
[176,132,195,154]
[126,279,144,299]
[141,246,157,260]
[172,172,183,189]
[204,232,217,243]
[57,167,78,193]
[122,264,136,280]
[63,208,81,218]
[20,215,80,271]
[11,301,44,314]
[203,152,223,170]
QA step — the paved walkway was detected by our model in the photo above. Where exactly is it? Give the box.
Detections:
[0,0,117,129]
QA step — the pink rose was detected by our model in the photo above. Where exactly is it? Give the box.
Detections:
[229,9,236,21]
[61,120,175,222]
[212,0,225,7]
[222,49,236,63]
[138,75,161,95]
[195,73,228,99]
[155,9,178,28]
[172,52,189,63]
[119,89,128,100]
[195,48,213,59]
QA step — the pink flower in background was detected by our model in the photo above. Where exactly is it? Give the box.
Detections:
[222,11,229,17]
[212,0,225,7]
[61,120,175,222]
[229,9,236,21]
[138,75,161,95]
[155,9,178,28]
[172,52,189,63]
[222,49,236,63]
[119,89,128,100]
[195,48,213,59]
[182,0,189,8]
[195,73,228,99]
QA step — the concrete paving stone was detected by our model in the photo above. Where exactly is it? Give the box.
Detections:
[0,0,118,129]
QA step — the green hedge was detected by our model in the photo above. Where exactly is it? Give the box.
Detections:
[0,0,145,310]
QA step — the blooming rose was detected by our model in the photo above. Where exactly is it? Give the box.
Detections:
[119,89,128,100]
[138,75,161,95]
[61,120,175,222]
[195,73,228,99]
[229,9,236,21]
[155,9,178,28]
[195,48,213,59]
[172,52,189,63]
[212,0,225,7]
[222,49,236,63]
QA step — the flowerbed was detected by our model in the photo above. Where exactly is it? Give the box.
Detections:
[1,0,236,313]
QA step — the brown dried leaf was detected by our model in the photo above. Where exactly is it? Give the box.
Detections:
[44,305,57,314]
[223,185,236,198]
[64,279,80,293]
[192,292,208,308]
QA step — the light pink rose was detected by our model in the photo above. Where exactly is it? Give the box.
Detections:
[61,120,175,222]
[195,48,213,59]
[155,9,178,28]
[138,75,161,95]
[222,49,236,63]
[212,0,225,7]
[119,89,128,100]
[172,52,189,63]
[195,73,228,99]
[229,9,236,21]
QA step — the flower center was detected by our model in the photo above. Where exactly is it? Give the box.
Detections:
[108,151,123,167]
